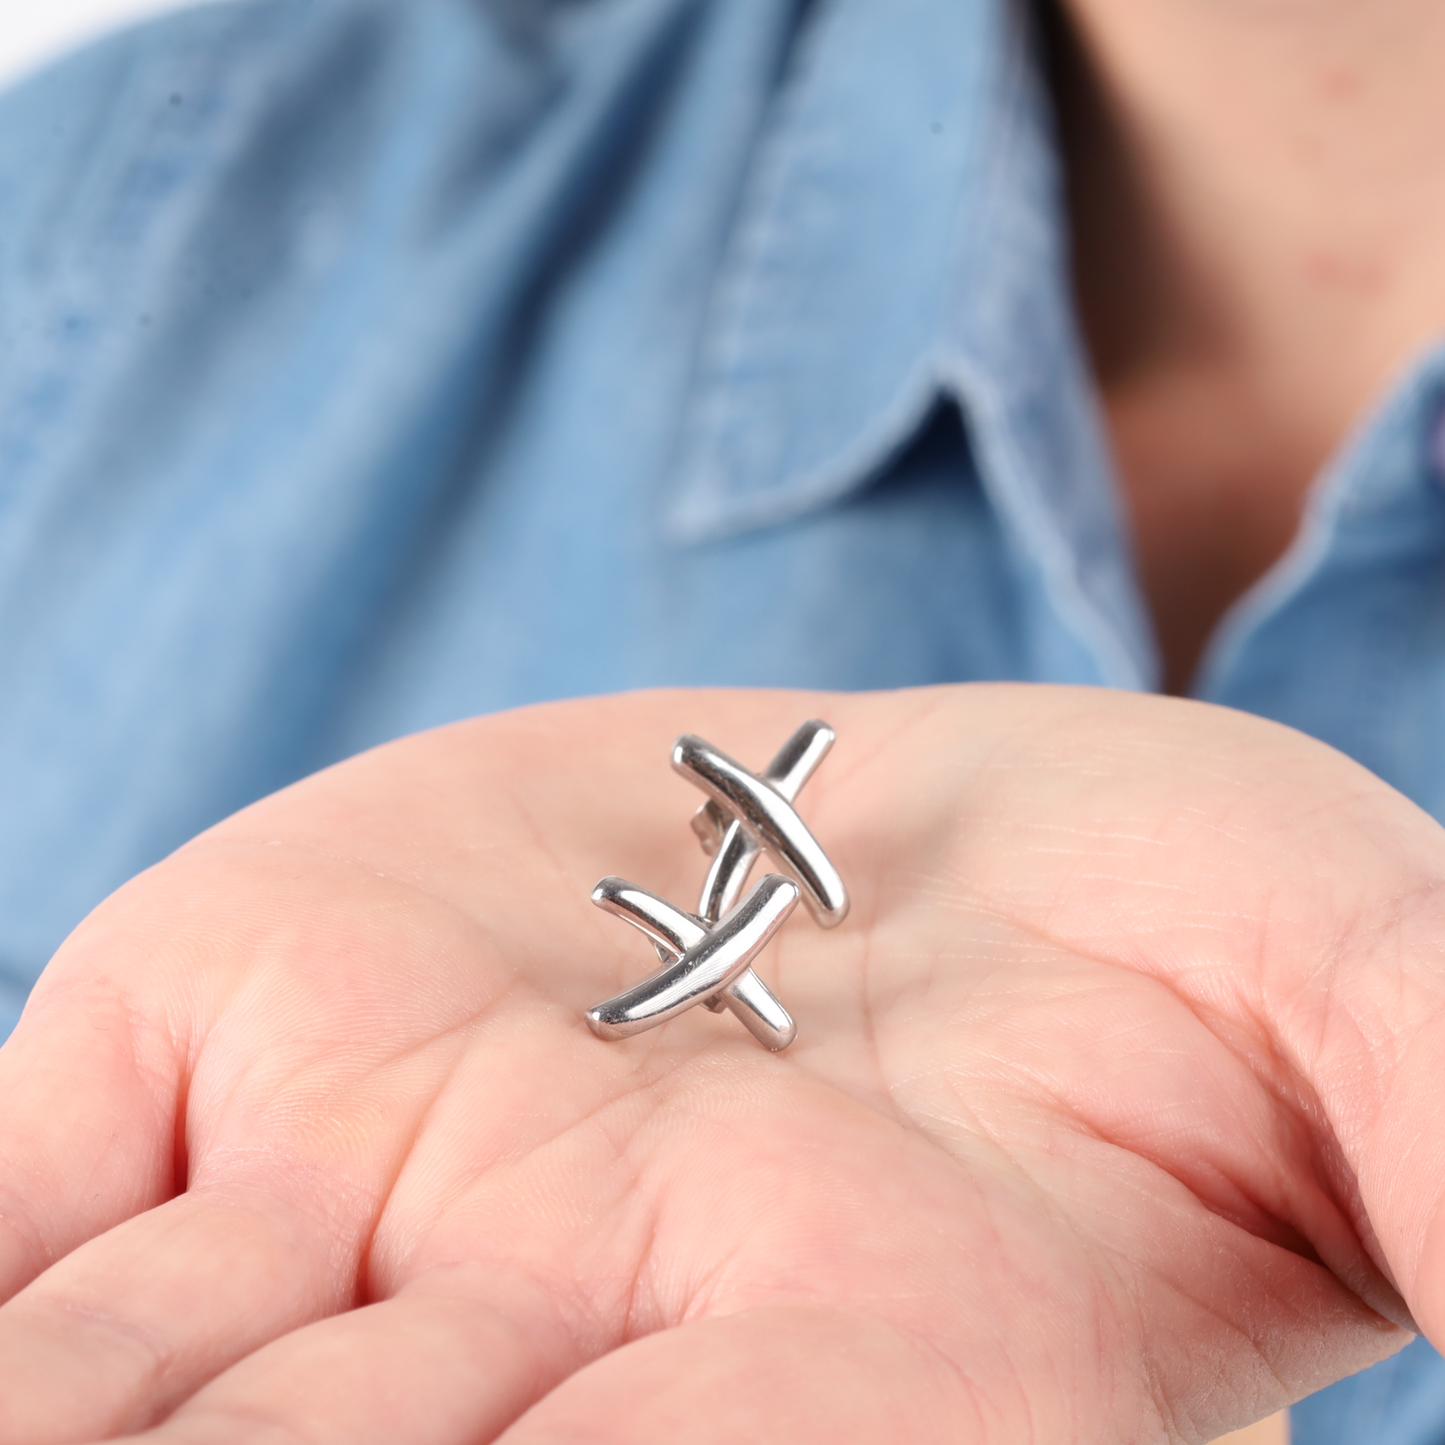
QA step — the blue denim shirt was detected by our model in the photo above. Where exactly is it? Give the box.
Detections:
[2,1,1445,1436]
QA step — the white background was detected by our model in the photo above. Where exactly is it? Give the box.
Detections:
[0,0,213,92]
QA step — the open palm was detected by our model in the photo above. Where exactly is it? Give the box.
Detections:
[0,685,1440,1443]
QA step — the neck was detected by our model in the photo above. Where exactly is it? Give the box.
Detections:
[1048,0,1445,690]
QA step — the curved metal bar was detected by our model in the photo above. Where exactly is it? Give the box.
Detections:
[710,969,797,1051]
[763,718,836,799]
[590,876,706,956]
[586,875,800,1041]
[690,720,833,860]
[696,720,835,922]
[692,721,833,1050]
[673,734,849,928]
[697,823,760,928]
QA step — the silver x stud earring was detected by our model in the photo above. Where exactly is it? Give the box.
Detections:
[585,720,849,1051]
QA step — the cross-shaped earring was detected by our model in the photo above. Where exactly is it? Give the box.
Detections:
[586,720,848,1051]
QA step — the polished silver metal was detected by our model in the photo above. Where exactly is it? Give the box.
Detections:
[586,719,848,1051]
[585,874,799,1040]
[677,723,848,929]
[688,719,838,1050]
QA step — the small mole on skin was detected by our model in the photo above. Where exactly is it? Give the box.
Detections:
[169,93,184,106]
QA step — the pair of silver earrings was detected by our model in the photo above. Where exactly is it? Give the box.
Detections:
[585,721,848,1051]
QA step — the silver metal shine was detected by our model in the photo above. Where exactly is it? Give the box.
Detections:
[585,720,848,1051]
[585,874,799,1040]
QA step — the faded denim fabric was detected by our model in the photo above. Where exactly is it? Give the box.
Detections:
[1294,1339,1445,1445]
[1,0,1444,1436]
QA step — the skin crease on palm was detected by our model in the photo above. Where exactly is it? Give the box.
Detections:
[6,684,1445,1443]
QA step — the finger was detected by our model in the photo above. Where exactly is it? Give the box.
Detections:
[0,959,181,1303]
[0,686,695,1310]
[111,1264,590,1445]
[493,1306,990,1445]
[0,1186,355,1443]
[0,861,574,1442]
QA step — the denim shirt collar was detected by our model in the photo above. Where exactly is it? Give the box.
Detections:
[669,0,1156,688]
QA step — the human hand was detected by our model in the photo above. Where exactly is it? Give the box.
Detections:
[0,685,1439,1443]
